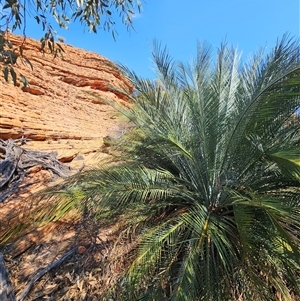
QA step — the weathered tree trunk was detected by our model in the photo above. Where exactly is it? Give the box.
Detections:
[0,138,74,202]
[0,253,16,301]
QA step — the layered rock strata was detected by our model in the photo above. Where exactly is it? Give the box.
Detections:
[0,34,132,164]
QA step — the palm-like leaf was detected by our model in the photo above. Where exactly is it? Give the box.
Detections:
[43,35,300,300]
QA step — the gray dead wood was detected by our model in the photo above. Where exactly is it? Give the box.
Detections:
[16,247,77,301]
[0,139,74,202]
[0,253,16,301]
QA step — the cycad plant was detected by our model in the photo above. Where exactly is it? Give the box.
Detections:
[55,35,300,300]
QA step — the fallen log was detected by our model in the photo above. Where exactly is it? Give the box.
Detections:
[0,139,74,203]
[0,253,16,301]
[16,247,77,301]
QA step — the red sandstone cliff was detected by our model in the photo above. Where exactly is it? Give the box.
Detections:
[0,34,133,236]
[0,35,135,300]
[0,34,133,165]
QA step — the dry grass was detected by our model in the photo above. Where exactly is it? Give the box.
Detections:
[1,213,139,301]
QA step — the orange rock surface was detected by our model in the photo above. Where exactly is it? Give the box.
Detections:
[0,34,133,239]
[0,33,133,166]
[0,35,136,299]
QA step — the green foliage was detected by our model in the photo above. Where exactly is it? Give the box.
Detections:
[61,35,300,300]
[40,31,65,58]
[11,35,300,300]
[0,0,143,85]
[0,0,143,35]
[0,31,32,86]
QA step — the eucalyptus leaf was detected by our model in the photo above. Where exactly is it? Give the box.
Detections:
[10,67,17,85]
[3,66,9,82]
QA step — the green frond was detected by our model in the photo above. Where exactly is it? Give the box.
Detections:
[96,36,300,300]
[12,35,300,300]
[269,149,300,180]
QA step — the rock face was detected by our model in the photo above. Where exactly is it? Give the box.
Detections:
[0,35,134,300]
[0,34,133,230]
[0,34,133,165]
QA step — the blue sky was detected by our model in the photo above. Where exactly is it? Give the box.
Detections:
[16,0,300,79]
